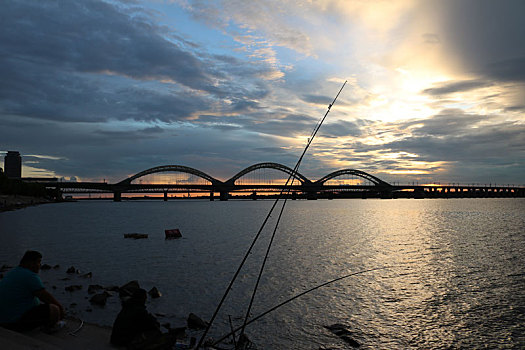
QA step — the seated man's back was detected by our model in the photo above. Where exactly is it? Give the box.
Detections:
[110,288,162,348]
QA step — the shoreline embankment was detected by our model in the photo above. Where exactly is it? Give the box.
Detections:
[0,195,53,212]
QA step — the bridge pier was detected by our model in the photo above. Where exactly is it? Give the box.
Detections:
[413,189,425,199]
[164,191,168,201]
[220,191,229,201]
[306,191,318,200]
[209,192,214,201]
[113,191,121,202]
[251,191,257,200]
[380,190,394,199]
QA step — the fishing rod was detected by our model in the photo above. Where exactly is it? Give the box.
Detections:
[238,81,347,338]
[196,81,347,349]
[195,171,301,349]
[212,266,393,347]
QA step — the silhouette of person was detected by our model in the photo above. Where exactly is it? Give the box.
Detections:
[0,250,64,331]
[111,287,176,349]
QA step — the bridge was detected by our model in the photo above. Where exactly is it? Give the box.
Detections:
[24,162,525,201]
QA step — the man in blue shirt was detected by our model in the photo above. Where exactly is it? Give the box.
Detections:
[0,250,64,331]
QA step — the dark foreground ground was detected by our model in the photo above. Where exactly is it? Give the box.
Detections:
[0,317,114,350]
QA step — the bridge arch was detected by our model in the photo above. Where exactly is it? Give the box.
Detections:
[226,162,312,185]
[117,165,222,185]
[315,169,391,187]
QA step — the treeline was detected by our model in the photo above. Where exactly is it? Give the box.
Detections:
[0,171,50,197]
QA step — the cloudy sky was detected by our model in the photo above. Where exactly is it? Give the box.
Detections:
[1,0,524,185]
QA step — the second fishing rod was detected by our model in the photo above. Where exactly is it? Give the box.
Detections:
[195,80,347,349]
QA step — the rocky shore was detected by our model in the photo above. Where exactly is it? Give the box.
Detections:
[0,194,53,212]
[0,262,206,349]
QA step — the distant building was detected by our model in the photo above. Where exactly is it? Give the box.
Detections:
[4,151,22,179]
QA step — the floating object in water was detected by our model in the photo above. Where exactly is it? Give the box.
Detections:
[165,228,182,239]
[124,233,148,239]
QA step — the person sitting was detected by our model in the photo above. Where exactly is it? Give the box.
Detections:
[111,287,175,349]
[0,250,64,332]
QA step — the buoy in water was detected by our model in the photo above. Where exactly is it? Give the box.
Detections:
[165,228,182,239]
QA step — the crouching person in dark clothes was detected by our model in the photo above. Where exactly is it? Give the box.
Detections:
[111,288,176,349]
[0,250,64,332]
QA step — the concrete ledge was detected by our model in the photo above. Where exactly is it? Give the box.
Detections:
[0,326,61,350]
[0,318,115,350]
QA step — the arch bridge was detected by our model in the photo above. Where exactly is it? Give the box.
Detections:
[53,163,394,201]
[27,163,523,200]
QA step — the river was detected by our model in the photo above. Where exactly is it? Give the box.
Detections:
[0,198,524,349]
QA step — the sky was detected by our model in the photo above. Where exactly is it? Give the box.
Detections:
[1,0,524,185]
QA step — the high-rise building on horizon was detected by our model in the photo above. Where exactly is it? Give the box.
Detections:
[4,151,22,178]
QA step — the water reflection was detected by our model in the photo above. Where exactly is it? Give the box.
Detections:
[0,199,523,348]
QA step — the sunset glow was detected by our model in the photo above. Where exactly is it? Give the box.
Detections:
[0,0,523,185]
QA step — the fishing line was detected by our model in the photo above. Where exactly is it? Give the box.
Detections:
[196,81,347,349]
[238,81,348,337]
[212,265,393,347]
[195,173,297,349]
[238,173,295,338]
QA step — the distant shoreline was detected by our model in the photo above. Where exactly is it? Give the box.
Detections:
[0,195,53,212]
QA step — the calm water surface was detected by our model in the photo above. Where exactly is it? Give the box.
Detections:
[0,198,524,349]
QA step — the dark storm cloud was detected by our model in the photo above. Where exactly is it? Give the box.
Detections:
[0,113,295,181]
[505,105,525,112]
[0,61,209,122]
[200,113,365,139]
[387,124,524,164]
[435,0,525,83]
[358,110,524,164]
[301,94,332,105]
[332,109,524,183]
[423,80,493,96]
[401,109,485,136]
[230,99,262,112]
[484,57,525,82]
[243,113,316,137]
[0,1,209,89]
[194,112,319,137]
[321,120,362,138]
[0,0,274,124]
[391,114,523,181]
[97,126,166,140]
[300,92,357,109]
[253,147,287,153]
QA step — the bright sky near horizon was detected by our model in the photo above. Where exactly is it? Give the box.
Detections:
[1,0,524,184]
